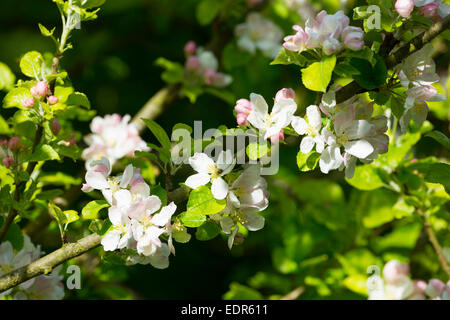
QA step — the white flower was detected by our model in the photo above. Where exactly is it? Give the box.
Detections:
[185,151,235,200]
[247,93,297,140]
[305,10,349,49]
[291,105,325,154]
[234,12,283,58]
[82,114,148,167]
[397,44,440,88]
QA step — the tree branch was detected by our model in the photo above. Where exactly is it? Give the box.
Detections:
[336,15,450,104]
[0,187,190,293]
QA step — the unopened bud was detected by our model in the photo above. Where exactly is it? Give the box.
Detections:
[51,118,61,136]
[184,41,197,56]
[23,98,35,108]
[47,95,59,105]
[383,260,409,284]
[185,56,201,71]
[8,136,21,151]
[275,88,296,101]
[236,113,249,126]
[2,156,14,168]
[30,81,49,99]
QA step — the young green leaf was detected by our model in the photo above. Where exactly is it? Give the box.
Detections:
[19,51,44,79]
[82,200,110,219]
[142,118,172,150]
[186,185,226,215]
[301,55,336,92]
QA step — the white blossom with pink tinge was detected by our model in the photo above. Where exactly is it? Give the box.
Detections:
[82,114,148,167]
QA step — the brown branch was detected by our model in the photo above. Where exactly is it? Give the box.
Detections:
[0,187,190,293]
[418,210,450,280]
[336,14,450,104]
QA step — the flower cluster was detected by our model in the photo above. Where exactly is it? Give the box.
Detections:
[0,136,25,169]
[283,10,365,55]
[184,41,232,88]
[234,12,283,59]
[184,152,269,248]
[81,114,149,167]
[0,236,64,300]
[294,91,388,179]
[234,88,297,143]
[395,0,450,19]
[395,44,445,132]
[82,157,189,269]
[368,260,450,300]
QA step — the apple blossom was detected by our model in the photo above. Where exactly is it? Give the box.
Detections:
[235,98,253,126]
[2,156,14,168]
[283,25,308,53]
[30,81,49,99]
[383,260,410,284]
[185,151,235,200]
[247,92,297,140]
[101,197,134,251]
[275,88,296,101]
[234,12,283,59]
[184,40,196,56]
[23,98,35,108]
[415,0,450,19]
[341,26,365,51]
[82,114,149,167]
[47,95,59,105]
[396,0,415,17]
[291,105,325,154]
[185,56,201,71]
[425,278,445,298]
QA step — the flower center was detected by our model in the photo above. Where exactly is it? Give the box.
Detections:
[306,124,318,137]
[0,262,14,274]
[336,134,349,146]
[206,163,222,179]
[237,211,248,225]
[263,113,275,128]
[108,177,120,193]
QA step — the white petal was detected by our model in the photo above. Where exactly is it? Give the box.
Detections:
[102,189,113,205]
[131,182,150,197]
[242,213,265,231]
[346,120,374,140]
[145,195,162,215]
[108,206,124,226]
[291,116,308,135]
[211,177,229,200]
[188,153,215,173]
[248,93,268,129]
[151,202,176,227]
[120,164,134,188]
[113,189,132,208]
[101,230,121,251]
[185,173,211,189]
[85,171,109,190]
[344,139,374,159]
[319,145,343,174]
[300,136,315,154]
[220,216,235,234]
[148,243,170,269]
[271,98,297,127]
[306,105,322,130]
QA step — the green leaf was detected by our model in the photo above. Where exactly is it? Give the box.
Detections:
[223,282,264,300]
[195,220,221,240]
[301,55,336,92]
[186,185,226,215]
[82,200,109,220]
[63,210,79,223]
[38,23,55,37]
[350,54,387,90]
[425,131,450,149]
[3,87,33,109]
[19,51,43,78]
[4,223,24,251]
[408,162,450,193]
[142,118,171,150]
[66,92,91,109]
[151,185,167,206]
[296,150,320,172]
[196,0,224,25]
[346,165,384,190]
[27,144,60,162]
[0,62,15,91]
[0,115,11,134]
[155,57,184,84]
[48,202,67,224]
[270,48,307,67]
[178,211,206,228]
[246,142,269,160]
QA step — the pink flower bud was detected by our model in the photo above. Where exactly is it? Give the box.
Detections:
[413,280,428,295]
[425,279,445,298]
[270,129,284,144]
[283,25,309,52]
[275,88,296,101]
[322,38,342,55]
[23,98,35,108]
[185,56,201,71]
[234,98,252,114]
[383,260,410,284]
[342,26,365,51]
[203,68,218,85]
[0,139,7,146]
[2,156,14,168]
[81,183,93,193]
[47,95,59,105]
[51,118,61,136]
[236,112,249,126]
[395,0,414,18]
[184,41,197,56]
[8,136,21,151]
[420,2,440,19]
[30,81,49,99]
